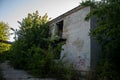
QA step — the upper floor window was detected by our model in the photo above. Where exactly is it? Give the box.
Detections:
[56,20,63,38]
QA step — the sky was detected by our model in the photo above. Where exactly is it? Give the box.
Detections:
[0,0,84,29]
[0,0,84,41]
[0,0,100,41]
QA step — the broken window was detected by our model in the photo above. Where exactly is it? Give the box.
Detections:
[56,20,63,38]
[53,20,66,59]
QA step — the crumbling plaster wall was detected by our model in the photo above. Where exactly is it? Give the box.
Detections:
[51,6,91,71]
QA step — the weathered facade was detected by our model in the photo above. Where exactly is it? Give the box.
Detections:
[49,6,100,71]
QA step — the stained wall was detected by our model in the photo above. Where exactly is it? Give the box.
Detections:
[51,6,91,71]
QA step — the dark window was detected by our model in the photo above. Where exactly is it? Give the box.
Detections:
[56,20,63,38]
[53,20,65,59]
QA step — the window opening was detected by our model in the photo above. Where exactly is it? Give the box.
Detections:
[56,20,63,38]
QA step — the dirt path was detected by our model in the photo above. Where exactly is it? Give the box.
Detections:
[0,61,54,80]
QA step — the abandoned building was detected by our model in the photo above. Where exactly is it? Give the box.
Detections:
[49,6,100,71]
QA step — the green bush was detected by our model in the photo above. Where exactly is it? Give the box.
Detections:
[0,51,10,62]
[82,0,120,80]
[94,59,120,80]
[8,11,79,80]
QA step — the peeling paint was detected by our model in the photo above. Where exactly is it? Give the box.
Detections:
[72,38,84,52]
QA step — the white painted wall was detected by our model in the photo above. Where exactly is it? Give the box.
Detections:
[51,6,90,71]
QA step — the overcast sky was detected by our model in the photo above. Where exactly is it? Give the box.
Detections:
[0,0,84,29]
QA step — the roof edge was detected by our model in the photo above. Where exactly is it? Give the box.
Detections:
[49,5,87,24]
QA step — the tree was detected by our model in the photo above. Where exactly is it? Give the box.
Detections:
[9,11,77,80]
[18,11,50,48]
[10,11,50,68]
[0,22,11,53]
[81,0,120,80]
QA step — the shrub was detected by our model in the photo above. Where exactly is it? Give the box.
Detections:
[8,11,79,80]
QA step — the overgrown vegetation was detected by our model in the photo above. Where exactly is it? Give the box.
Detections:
[0,22,11,80]
[0,22,11,54]
[8,11,79,80]
[81,0,120,80]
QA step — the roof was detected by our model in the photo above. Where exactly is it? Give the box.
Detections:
[49,5,86,24]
